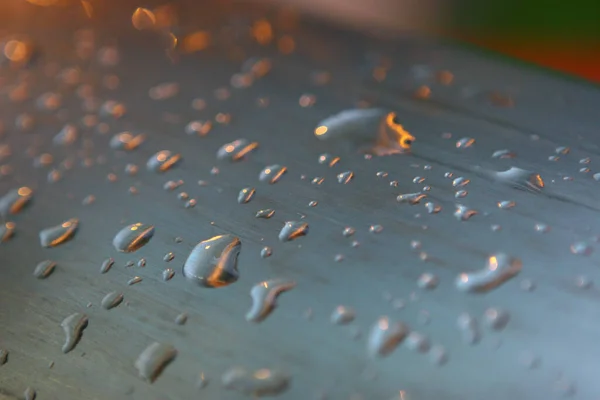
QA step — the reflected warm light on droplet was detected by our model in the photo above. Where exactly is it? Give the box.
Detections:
[132,7,156,30]
[225,145,234,153]
[278,35,295,54]
[182,31,210,53]
[252,19,273,45]
[535,174,544,188]
[254,368,271,379]
[378,318,389,330]
[18,187,32,197]
[314,126,328,136]
[4,40,28,62]
[459,273,469,283]
[414,85,431,99]
[5,222,15,229]
[436,70,454,85]
[489,256,498,270]
[167,32,178,50]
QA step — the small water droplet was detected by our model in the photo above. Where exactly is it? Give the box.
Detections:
[259,164,287,184]
[278,221,308,242]
[256,209,275,219]
[330,306,355,325]
[457,313,480,345]
[177,192,189,201]
[0,222,16,243]
[454,205,477,221]
[24,387,36,400]
[318,153,340,167]
[185,199,197,208]
[33,260,56,279]
[110,132,146,151]
[61,312,88,353]
[238,187,256,204]
[311,176,324,185]
[424,202,441,214]
[492,149,516,159]
[366,317,409,358]
[555,146,570,155]
[376,171,388,178]
[182,235,241,287]
[570,241,593,256]
[221,367,290,397]
[343,227,355,237]
[397,192,426,204]
[246,279,296,323]
[53,124,78,146]
[456,137,475,148]
[163,252,174,262]
[128,276,142,285]
[369,224,383,234]
[185,120,212,136]
[308,200,318,207]
[196,372,209,389]
[0,187,33,217]
[483,308,510,330]
[574,275,593,289]
[405,331,430,353]
[534,223,550,233]
[417,273,438,289]
[334,254,344,262]
[444,172,454,178]
[162,268,175,281]
[39,218,79,248]
[452,177,470,187]
[217,139,259,161]
[260,246,272,258]
[456,253,522,293]
[125,164,138,176]
[137,258,146,267]
[520,279,535,291]
[101,292,124,310]
[113,223,155,253]
[497,200,515,209]
[100,258,114,274]
[147,150,182,172]
[174,312,188,325]
[135,342,177,383]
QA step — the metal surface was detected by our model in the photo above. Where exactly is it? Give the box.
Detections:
[1,2,600,400]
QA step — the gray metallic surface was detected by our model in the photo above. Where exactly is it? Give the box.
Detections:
[1,1,600,399]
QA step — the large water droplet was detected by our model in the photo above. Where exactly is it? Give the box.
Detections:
[147,150,182,172]
[367,317,409,358]
[135,342,177,383]
[182,234,241,288]
[278,221,308,242]
[246,279,296,323]
[217,139,259,161]
[456,253,522,293]
[259,164,287,184]
[61,312,88,353]
[221,367,291,397]
[112,223,155,253]
[0,187,33,217]
[39,218,79,248]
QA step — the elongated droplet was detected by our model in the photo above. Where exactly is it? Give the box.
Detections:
[456,137,474,148]
[175,313,188,325]
[0,187,33,217]
[337,171,354,184]
[314,109,414,155]
[246,279,296,323]
[483,308,510,331]
[238,187,255,204]
[330,306,355,325]
[217,139,258,161]
[101,292,124,310]
[100,257,114,273]
[0,348,7,365]
[135,342,177,383]
[33,260,56,279]
[425,202,441,214]
[397,192,426,204]
[112,223,154,252]
[147,150,182,172]
[278,221,308,242]
[454,205,477,221]
[182,234,241,288]
[452,177,470,187]
[0,222,16,243]
[40,218,79,248]
[570,242,593,256]
[128,276,142,285]
[497,200,515,209]
[259,164,287,184]
[110,132,145,151]
[492,149,515,159]
[476,166,544,193]
[53,124,78,146]
[163,268,175,281]
[260,246,272,258]
[417,273,438,289]
[367,317,409,358]
[61,313,88,353]
[222,367,291,397]
[256,209,275,219]
[457,313,480,344]
[456,253,522,293]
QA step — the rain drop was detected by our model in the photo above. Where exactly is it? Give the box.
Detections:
[246,279,296,323]
[112,223,155,253]
[146,150,182,172]
[259,164,287,184]
[238,187,256,204]
[182,234,241,288]
[39,218,79,248]
[135,342,177,383]
[456,253,522,293]
[366,317,409,358]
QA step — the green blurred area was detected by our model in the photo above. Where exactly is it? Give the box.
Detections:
[450,0,600,39]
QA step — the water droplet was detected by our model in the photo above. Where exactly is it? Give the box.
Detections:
[39,218,79,248]
[100,258,114,274]
[163,180,183,191]
[246,279,296,323]
[492,149,516,159]
[405,331,430,353]
[0,222,16,243]
[24,387,36,400]
[278,221,308,242]
[483,308,510,330]
[456,253,522,293]
[334,254,344,262]
[311,177,324,185]
[137,258,146,267]
[367,317,409,358]
[148,82,179,101]
[397,192,426,204]
[196,372,209,389]
[259,164,287,184]
[497,200,515,209]
[217,139,259,162]
[82,195,96,206]
[0,349,7,365]
[318,153,340,167]
[185,199,197,208]
[342,227,355,237]
[185,120,212,136]
[135,342,177,383]
[53,124,78,146]
[221,367,291,397]
[452,177,470,187]
[454,205,477,221]
[131,7,156,30]
[376,171,388,178]
[147,150,182,172]
[330,306,355,325]
[47,169,62,183]
[175,313,188,325]
[308,200,318,207]
[182,234,241,288]
[555,146,570,155]
[177,192,189,201]
[456,137,474,148]
[337,171,354,184]
[238,187,256,204]
[110,132,145,151]
[429,345,448,366]
[580,157,591,164]
[101,292,123,310]
[424,202,441,214]
[548,155,560,162]
[478,167,544,193]
[107,173,118,183]
[315,109,414,155]
[260,246,272,258]
[417,273,438,289]
[256,209,275,219]
[369,224,383,234]
[128,276,142,286]
[456,313,480,344]
[61,313,88,353]
[574,275,593,289]
[125,164,138,176]
[534,223,550,233]
[113,223,155,253]
[163,252,174,262]
[570,241,593,256]
[0,187,33,217]
[33,260,56,279]
[162,268,175,281]
[389,180,399,187]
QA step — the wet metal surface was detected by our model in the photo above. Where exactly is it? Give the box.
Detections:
[1,1,600,399]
